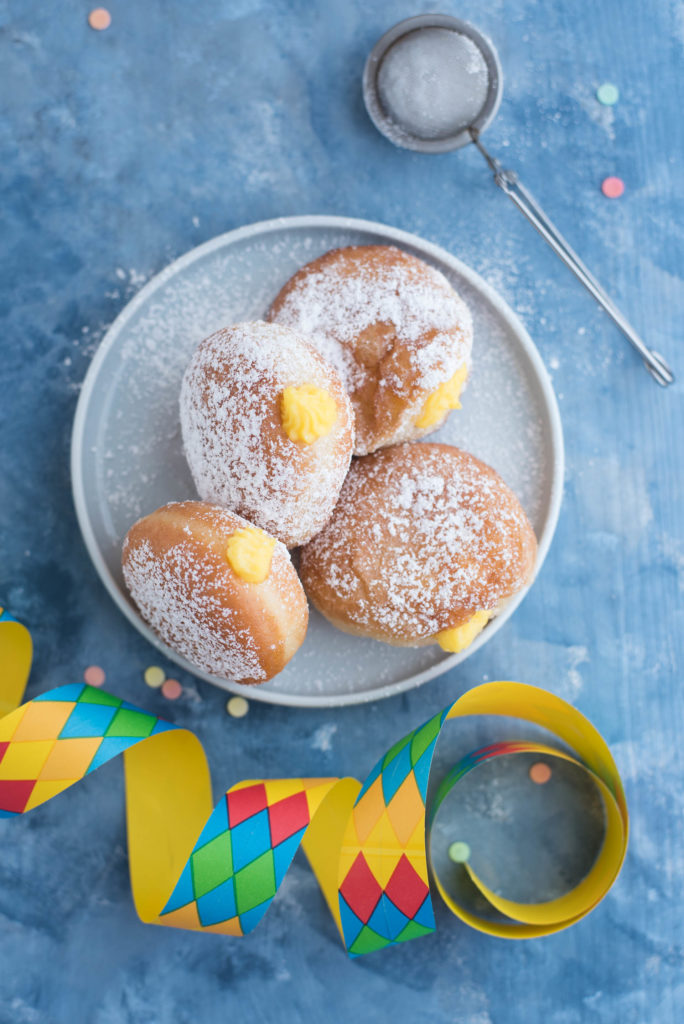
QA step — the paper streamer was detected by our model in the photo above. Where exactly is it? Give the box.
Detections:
[0,608,628,955]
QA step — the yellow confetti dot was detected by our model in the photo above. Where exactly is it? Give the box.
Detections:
[227,696,249,718]
[144,665,166,688]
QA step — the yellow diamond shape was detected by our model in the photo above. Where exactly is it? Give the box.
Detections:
[0,705,28,742]
[304,780,337,817]
[24,778,73,811]
[264,778,307,804]
[352,775,386,843]
[39,737,101,781]
[202,915,244,936]
[0,739,55,780]
[157,901,202,931]
[12,701,75,742]
[386,771,423,847]
[360,810,403,889]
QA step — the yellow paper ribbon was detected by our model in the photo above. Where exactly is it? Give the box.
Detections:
[0,608,628,954]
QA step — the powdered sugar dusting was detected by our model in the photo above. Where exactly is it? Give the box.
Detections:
[376,28,490,144]
[180,321,353,547]
[300,444,537,642]
[124,536,267,682]
[122,502,302,684]
[268,246,473,453]
[77,221,559,702]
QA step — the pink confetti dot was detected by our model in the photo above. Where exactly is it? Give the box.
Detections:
[601,176,625,199]
[84,665,105,687]
[161,678,182,700]
[88,8,111,31]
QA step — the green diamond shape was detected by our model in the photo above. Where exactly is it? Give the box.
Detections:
[396,919,433,943]
[104,708,156,738]
[234,851,275,915]
[381,733,412,769]
[79,687,122,707]
[409,712,442,765]
[191,831,233,899]
[349,924,389,955]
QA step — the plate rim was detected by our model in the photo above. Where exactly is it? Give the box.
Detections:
[71,214,564,708]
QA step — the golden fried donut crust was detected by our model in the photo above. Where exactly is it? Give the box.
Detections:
[268,246,472,455]
[299,443,536,646]
[122,501,308,684]
[180,322,355,548]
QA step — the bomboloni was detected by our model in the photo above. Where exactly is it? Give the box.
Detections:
[299,443,536,650]
[180,321,355,548]
[122,501,309,684]
[268,245,473,455]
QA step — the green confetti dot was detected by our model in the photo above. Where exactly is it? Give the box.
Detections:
[448,841,471,864]
[596,82,619,106]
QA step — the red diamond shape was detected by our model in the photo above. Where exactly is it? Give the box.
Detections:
[227,783,267,828]
[0,779,36,814]
[269,790,310,847]
[0,742,8,765]
[339,853,383,924]
[384,854,429,918]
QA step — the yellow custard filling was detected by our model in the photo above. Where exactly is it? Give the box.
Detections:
[415,363,468,430]
[280,384,337,444]
[436,609,490,653]
[225,527,276,584]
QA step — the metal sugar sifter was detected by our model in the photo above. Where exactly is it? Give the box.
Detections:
[363,13,674,386]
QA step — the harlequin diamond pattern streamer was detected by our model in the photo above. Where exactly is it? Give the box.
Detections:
[160,778,336,936]
[337,709,448,954]
[0,682,172,816]
[0,609,628,953]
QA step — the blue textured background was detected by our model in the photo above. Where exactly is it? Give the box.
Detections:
[1,0,683,1021]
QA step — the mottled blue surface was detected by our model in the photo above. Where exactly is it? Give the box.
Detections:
[1,0,683,1021]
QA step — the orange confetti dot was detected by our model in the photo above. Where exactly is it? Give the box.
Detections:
[88,8,111,31]
[161,678,182,700]
[529,762,552,784]
[83,665,105,687]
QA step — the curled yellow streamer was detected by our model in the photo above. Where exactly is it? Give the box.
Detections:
[0,609,628,954]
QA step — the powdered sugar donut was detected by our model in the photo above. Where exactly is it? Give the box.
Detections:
[268,245,473,455]
[122,501,308,685]
[299,443,536,651]
[180,321,355,548]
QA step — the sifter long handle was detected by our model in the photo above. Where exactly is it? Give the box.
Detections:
[471,131,674,387]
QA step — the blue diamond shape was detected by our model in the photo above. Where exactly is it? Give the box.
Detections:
[230,808,271,873]
[381,742,414,805]
[162,860,195,915]
[273,826,306,888]
[34,684,85,703]
[59,702,118,738]
[239,897,273,935]
[368,893,410,941]
[197,876,237,926]
[193,797,229,850]
[87,736,137,773]
[338,892,364,949]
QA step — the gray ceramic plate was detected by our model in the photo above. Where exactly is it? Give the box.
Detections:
[71,216,563,707]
